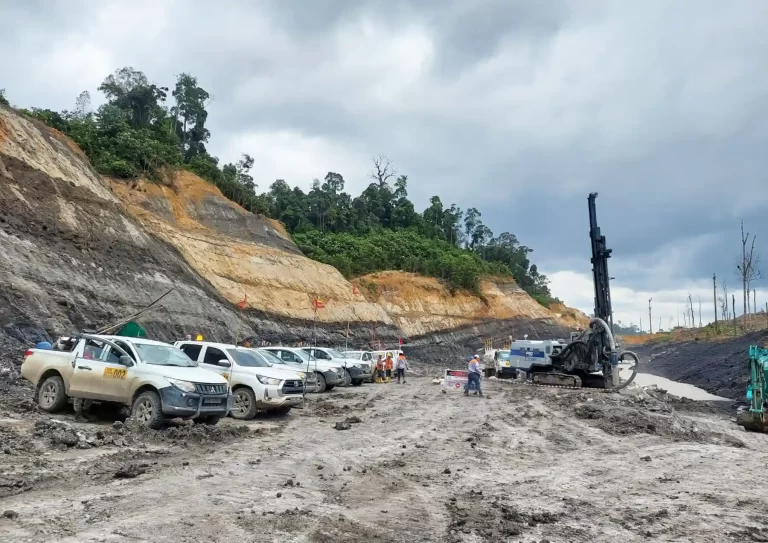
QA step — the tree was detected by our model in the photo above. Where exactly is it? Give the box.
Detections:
[648,298,653,334]
[464,208,481,249]
[0,88,8,106]
[371,154,396,188]
[688,293,695,328]
[737,220,761,320]
[171,73,212,161]
[73,91,92,118]
[713,273,718,332]
[98,67,168,130]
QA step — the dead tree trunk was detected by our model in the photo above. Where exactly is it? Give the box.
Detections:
[688,293,695,328]
[713,273,718,332]
[648,298,652,335]
[733,294,737,334]
[698,297,702,328]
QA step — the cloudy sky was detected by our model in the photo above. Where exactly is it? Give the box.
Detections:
[2,0,768,330]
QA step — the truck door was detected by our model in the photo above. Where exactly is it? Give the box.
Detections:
[69,338,112,399]
[99,341,137,403]
[199,346,232,380]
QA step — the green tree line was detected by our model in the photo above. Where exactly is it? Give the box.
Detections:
[11,67,556,303]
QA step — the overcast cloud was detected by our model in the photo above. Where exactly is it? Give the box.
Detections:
[2,0,768,329]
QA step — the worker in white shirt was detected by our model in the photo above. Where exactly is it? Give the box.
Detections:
[464,354,483,397]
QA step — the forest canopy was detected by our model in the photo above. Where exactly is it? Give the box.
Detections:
[13,67,556,303]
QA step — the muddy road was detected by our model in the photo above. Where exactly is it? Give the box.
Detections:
[2,375,768,542]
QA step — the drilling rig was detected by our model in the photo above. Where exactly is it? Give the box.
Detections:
[528,192,638,389]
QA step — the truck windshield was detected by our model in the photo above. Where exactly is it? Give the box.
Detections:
[228,349,270,367]
[258,350,286,365]
[134,344,197,367]
[497,352,511,360]
[325,349,346,359]
[292,350,312,362]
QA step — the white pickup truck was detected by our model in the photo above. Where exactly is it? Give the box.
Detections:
[174,341,307,419]
[21,334,232,429]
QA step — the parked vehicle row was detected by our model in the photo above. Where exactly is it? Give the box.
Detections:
[20,334,390,429]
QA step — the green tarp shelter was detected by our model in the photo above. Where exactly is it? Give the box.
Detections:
[115,321,147,338]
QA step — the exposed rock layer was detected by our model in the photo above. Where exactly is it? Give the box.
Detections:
[0,105,583,356]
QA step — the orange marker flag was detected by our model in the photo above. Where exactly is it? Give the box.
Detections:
[236,294,247,310]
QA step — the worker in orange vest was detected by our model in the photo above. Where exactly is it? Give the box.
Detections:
[385,353,393,382]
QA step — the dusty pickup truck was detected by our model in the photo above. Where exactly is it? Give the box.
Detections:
[21,334,232,429]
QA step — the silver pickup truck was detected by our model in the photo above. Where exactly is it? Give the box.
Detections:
[21,334,232,429]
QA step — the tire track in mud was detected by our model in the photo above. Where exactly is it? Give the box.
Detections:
[4,379,768,542]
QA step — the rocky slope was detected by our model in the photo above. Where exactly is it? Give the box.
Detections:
[0,105,582,356]
[352,272,588,341]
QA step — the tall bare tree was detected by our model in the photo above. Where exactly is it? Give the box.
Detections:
[733,293,737,332]
[688,293,695,328]
[648,298,653,334]
[719,278,730,321]
[737,220,761,321]
[698,296,702,328]
[370,155,396,188]
[713,273,718,332]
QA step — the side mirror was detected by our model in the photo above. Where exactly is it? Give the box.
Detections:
[218,359,232,368]
[119,355,134,367]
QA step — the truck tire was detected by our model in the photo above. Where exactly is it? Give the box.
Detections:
[130,390,165,430]
[343,369,352,386]
[195,415,221,425]
[314,372,327,393]
[37,375,68,413]
[231,387,258,420]
[270,405,292,416]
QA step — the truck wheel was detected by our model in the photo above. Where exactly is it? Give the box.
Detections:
[352,379,364,387]
[37,375,68,413]
[314,372,327,393]
[231,387,258,420]
[343,369,352,386]
[195,415,221,425]
[270,405,292,416]
[130,390,165,430]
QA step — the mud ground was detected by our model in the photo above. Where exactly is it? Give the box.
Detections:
[1,370,768,542]
[634,330,768,400]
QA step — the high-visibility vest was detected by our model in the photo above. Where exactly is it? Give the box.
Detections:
[385,357,393,369]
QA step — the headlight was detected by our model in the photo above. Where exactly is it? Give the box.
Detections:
[168,379,195,393]
[256,375,281,386]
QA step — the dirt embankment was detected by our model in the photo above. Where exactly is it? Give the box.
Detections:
[353,272,586,344]
[1,369,766,542]
[0,104,582,357]
[633,331,768,400]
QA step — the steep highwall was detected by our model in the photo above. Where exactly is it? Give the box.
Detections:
[0,105,584,358]
[352,272,588,342]
[0,107,397,353]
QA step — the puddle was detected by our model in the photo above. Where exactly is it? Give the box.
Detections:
[627,372,730,402]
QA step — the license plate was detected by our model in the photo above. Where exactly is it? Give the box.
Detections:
[203,398,222,405]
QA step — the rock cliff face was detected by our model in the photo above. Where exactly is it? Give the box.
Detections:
[352,272,588,345]
[0,105,583,357]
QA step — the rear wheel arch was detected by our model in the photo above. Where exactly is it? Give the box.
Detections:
[36,369,65,393]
